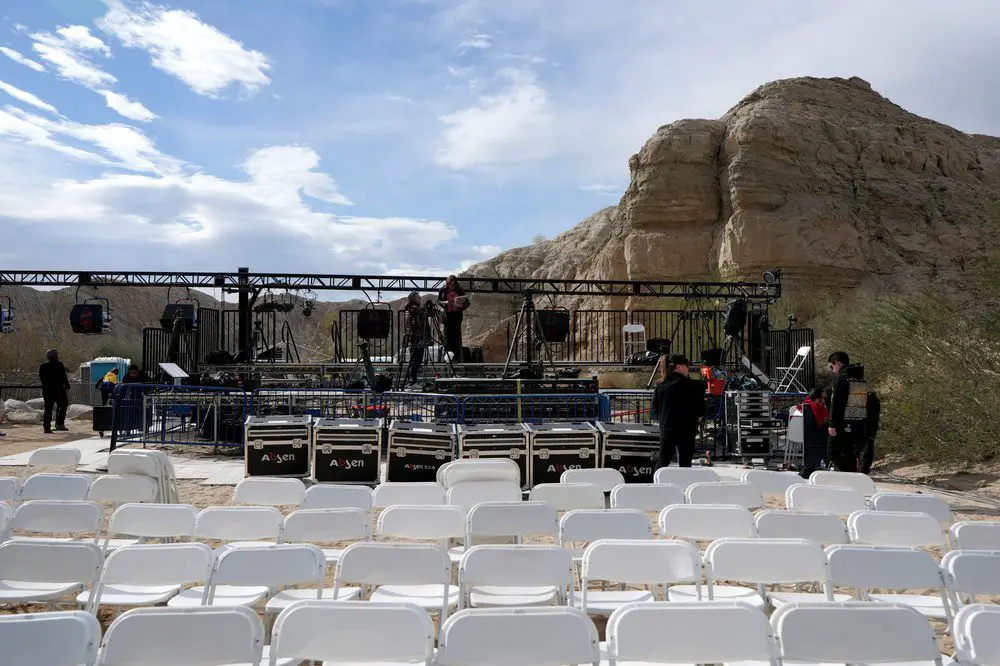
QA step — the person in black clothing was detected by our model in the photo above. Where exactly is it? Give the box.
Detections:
[825,351,868,472]
[121,364,148,384]
[39,348,71,434]
[437,275,468,361]
[401,292,427,387]
[860,390,881,475]
[651,354,706,468]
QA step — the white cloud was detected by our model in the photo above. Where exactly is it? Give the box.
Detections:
[55,25,112,55]
[100,90,158,122]
[459,32,492,50]
[243,145,353,206]
[31,26,116,89]
[578,183,621,196]
[385,94,414,104]
[0,107,104,164]
[0,46,46,72]
[99,0,272,97]
[0,80,58,114]
[435,67,555,169]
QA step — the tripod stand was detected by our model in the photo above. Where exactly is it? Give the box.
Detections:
[394,301,456,390]
[502,291,559,377]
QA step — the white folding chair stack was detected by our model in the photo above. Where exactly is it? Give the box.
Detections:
[754,509,849,545]
[848,510,947,548]
[0,610,102,666]
[653,466,720,489]
[741,469,801,497]
[87,475,159,504]
[954,604,1000,666]
[452,500,558,563]
[528,483,604,511]
[18,473,92,501]
[301,483,373,511]
[458,544,573,608]
[233,477,306,507]
[942,550,1000,612]
[193,506,284,549]
[372,482,446,508]
[101,503,198,552]
[10,499,102,543]
[281,507,371,564]
[0,540,103,605]
[609,483,685,512]
[686,481,764,509]
[579,539,701,613]
[106,449,180,504]
[951,521,1000,550]
[809,470,877,497]
[786,483,867,515]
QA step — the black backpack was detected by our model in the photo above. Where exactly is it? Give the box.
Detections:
[865,391,881,440]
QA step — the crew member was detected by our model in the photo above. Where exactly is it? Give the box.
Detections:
[437,275,469,361]
[826,351,868,472]
[401,292,426,387]
[96,367,119,406]
[799,388,830,478]
[39,349,71,434]
[121,364,148,384]
[651,354,706,468]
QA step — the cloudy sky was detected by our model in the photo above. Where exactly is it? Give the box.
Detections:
[1,0,998,279]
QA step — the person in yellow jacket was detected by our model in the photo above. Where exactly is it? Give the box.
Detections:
[96,367,119,406]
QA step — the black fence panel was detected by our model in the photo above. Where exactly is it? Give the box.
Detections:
[142,328,196,376]
[196,308,221,365]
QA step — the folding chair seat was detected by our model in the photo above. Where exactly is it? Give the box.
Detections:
[87,475,159,504]
[954,604,1000,666]
[943,550,1000,613]
[300,483,373,511]
[445,480,522,517]
[96,606,264,666]
[18,472,92,501]
[754,509,849,545]
[658,504,756,546]
[10,499,102,543]
[101,503,198,552]
[528,482,604,510]
[871,492,954,525]
[436,607,601,666]
[579,539,701,614]
[233,477,305,507]
[561,468,625,494]
[686,481,764,509]
[848,510,946,548]
[0,540,103,603]
[193,506,283,549]
[951,521,1000,550]
[27,446,82,470]
[609,483,685,512]
[0,476,21,501]
[653,466,719,489]
[438,458,521,487]
[372,482,446,508]
[458,544,573,607]
[451,500,558,564]
[741,469,801,496]
[0,610,102,666]
[78,543,214,611]
[605,601,777,665]
[809,470,877,496]
[281,508,371,564]
[786,483,867,515]
[559,509,652,562]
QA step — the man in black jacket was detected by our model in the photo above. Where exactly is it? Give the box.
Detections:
[826,351,868,472]
[651,354,706,468]
[39,348,71,434]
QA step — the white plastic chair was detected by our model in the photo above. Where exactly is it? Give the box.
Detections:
[87,475,158,504]
[754,509,849,545]
[79,543,215,612]
[282,508,371,564]
[658,504,756,545]
[268,600,436,666]
[193,506,284,548]
[446,480,522,516]
[580,539,701,614]
[741,469,801,496]
[943,550,1000,612]
[438,458,520,488]
[436,607,601,666]
[871,491,954,525]
[0,501,11,539]
[27,446,82,469]
[653,466,719,488]
[605,601,777,665]
[954,603,1000,666]
[301,484,373,511]
[0,540,103,604]
[775,345,811,392]
[372,482,446,508]
[528,482,604,510]
[96,606,264,666]
[233,477,306,507]
[0,610,102,666]
[377,505,466,543]
[102,503,197,552]
[951,521,1000,550]
[622,323,647,363]
[10,499,102,542]
[610,483,685,512]
[686,481,764,509]
[559,509,652,562]
[18,472,92,501]
[786,483,867,515]
[561,468,625,493]
[808,470,877,496]
[452,500,559,564]
[458,544,574,608]
[847,510,946,548]
[772,601,946,666]
[0,476,20,501]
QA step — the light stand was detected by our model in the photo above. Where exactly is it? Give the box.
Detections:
[502,290,557,376]
[394,301,456,390]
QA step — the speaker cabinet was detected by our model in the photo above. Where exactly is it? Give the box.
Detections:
[70,304,107,334]
[357,307,392,340]
[160,303,197,332]
[536,308,570,343]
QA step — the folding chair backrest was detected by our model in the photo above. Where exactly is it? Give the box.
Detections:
[560,509,652,543]
[97,606,264,666]
[0,476,20,501]
[28,447,82,469]
[606,601,776,664]
[825,544,945,591]
[870,492,954,525]
[528,483,604,510]
[0,500,11,536]
[772,601,941,664]
[88,475,158,504]
[954,604,1000,666]
[658,504,756,541]
[0,610,102,666]
[301,484,373,511]
[233,477,305,507]
[741,469,801,496]
[438,459,520,488]
[952,521,1000,550]
[582,538,700,585]
[437,607,600,666]
[100,543,215,587]
[686,481,763,509]
[377,505,465,540]
[653,466,719,488]
[106,503,197,540]
[942,550,1000,597]
[282,508,371,544]
[847,510,946,547]
[194,506,283,541]
[561,468,625,493]
[460,544,574,588]
[0,540,103,585]
[808,470,877,496]
[19,473,91,501]
[467,501,558,539]
[372,482,446,508]
[786,483,867,515]
[610,483,685,512]
[336,542,451,586]
[446,480,522,513]
[706,538,829,585]
[754,509,848,545]
[270,600,435,664]
[12,499,102,537]
[211,544,325,589]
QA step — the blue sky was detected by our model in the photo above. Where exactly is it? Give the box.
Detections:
[1,0,999,282]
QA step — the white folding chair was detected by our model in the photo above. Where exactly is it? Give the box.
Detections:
[871,492,954,525]
[658,504,756,546]
[452,500,558,563]
[0,540,103,604]
[775,345,811,392]
[101,503,197,552]
[653,466,719,488]
[580,539,701,614]
[786,483,867,515]
[79,543,215,612]
[268,600,436,666]
[605,601,777,665]
[27,446,82,470]
[301,484,373,511]
[10,499,102,543]
[754,509,849,545]
[610,483,685,512]
[446,480,522,516]
[559,509,652,562]
[437,607,600,666]
[458,544,574,608]
[0,500,11,540]
[847,510,946,548]
[561,468,625,493]
[954,604,1000,666]
[0,476,20,501]
[686,481,764,509]
[233,477,306,507]
[0,610,102,666]
[741,469,801,496]
[808,470,877,496]
[772,601,947,666]
[18,472,91,501]
[193,506,283,548]
[528,482,604,510]
[377,505,466,544]
[372,482,446,508]
[438,458,520,488]
[943,550,1000,612]
[622,323,647,362]
[951,521,1000,550]
[87,475,158,504]
[97,606,264,666]
[282,508,371,564]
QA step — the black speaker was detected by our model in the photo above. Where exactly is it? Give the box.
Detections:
[646,338,671,354]
[748,312,766,364]
[536,307,570,343]
[702,348,725,366]
[357,307,391,339]
[723,299,747,337]
[69,304,105,334]
[160,303,196,332]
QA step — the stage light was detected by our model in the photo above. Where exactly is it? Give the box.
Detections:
[302,302,313,317]
[762,269,782,285]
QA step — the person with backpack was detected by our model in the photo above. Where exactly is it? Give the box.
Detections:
[825,351,869,472]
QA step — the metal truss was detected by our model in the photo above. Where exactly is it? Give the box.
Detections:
[0,269,780,300]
